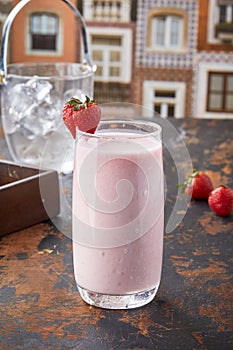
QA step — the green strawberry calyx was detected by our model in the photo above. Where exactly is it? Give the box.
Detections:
[65,95,96,111]
[177,169,199,193]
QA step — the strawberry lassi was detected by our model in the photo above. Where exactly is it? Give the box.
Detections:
[72,120,164,309]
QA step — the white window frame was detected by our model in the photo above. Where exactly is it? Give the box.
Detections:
[143,81,186,118]
[87,26,132,83]
[26,11,63,57]
[151,15,183,50]
[195,62,233,119]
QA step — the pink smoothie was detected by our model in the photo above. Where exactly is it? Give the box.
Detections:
[72,128,164,295]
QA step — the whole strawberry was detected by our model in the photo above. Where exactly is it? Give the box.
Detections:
[180,170,214,200]
[62,96,101,138]
[208,186,233,217]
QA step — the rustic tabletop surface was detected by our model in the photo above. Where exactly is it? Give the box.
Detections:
[0,119,232,350]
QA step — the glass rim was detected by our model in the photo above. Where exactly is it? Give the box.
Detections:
[6,62,93,80]
[76,119,162,140]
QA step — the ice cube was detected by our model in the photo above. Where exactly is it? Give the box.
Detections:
[8,83,34,115]
[21,103,43,139]
[39,101,61,137]
[63,88,86,103]
[2,82,34,133]
[7,77,61,139]
[26,78,52,102]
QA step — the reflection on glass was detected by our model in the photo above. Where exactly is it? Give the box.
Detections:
[96,66,103,76]
[110,51,121,62]
[210,75,223,91]
[93,50,103,61]
[209,93,222,109]
[109,67,120,77]
[226,75,233,92]
[171,17,180,45]
[226,94,233,110]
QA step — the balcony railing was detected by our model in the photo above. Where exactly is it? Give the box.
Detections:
[215,22,233,42]
[83,0,131,22]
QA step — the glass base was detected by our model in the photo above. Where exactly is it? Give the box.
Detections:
[77,285,159,309]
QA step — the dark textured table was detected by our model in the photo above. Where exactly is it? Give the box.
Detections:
[0,119,233,350]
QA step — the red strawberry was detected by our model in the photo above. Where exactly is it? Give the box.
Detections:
[180,170,214,200]
[62,96,101,138]
[208,186,233,217]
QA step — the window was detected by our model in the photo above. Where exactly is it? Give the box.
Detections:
[152,15,183,49]
[153,90,176,118]
[92,35,121,80]
[195,62,233,118]
[219,5,227,23]
[143,81,186,118]
[88,27,132,83]
[208,0,233,43]
[147,9,186,51]
[207,72,233,112]
[218,1,233,23]
[30,13,58,51]
[216,2,233,42]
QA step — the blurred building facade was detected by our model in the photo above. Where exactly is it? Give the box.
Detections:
[0,0,12,48]
[0,0,232,118]
[195,0,233,119]
[9,0,79,63]
[83,0,137,103]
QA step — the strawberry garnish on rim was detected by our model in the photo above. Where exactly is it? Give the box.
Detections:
[62,96,101,138]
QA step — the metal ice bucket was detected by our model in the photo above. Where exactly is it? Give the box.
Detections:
[0,0,94,173]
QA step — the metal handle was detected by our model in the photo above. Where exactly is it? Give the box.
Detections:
[0,0,93,84]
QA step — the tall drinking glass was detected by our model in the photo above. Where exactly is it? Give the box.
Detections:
[72,120,164,309]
